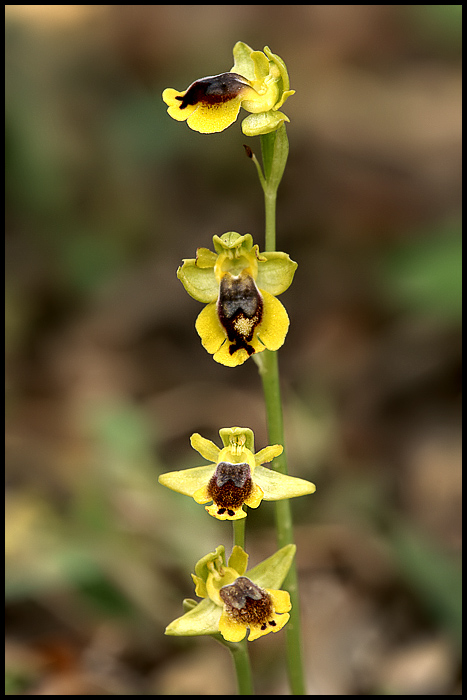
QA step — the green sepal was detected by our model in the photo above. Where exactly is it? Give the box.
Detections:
[165,597,221,637]
[194,545,225,582]
[158,464,216,497]
[263,46,293,101]
[219,426,255,453]
[232,42,270,83]
[253,465,316,501]
[213,232,254,255]
[177,258,217,303]
[242,110,290,137]
[255,251,297,296]
[231,41,258,82]
[195,247,218,268]
[247,544,296,590]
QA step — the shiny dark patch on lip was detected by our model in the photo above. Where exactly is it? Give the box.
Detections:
[220,577,273,625]
[217,272,263,356]
[207,462,252,516]
[176,73,249,109]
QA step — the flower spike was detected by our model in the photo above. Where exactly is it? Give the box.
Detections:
[158,427,315,520]
[162,42,295,135]
[178,232,297,367]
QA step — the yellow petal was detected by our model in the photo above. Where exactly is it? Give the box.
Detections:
[247,612,290,641]
[267,589,292,613]
[195,303,226,354]
[205,504,247,520]
[254,444,283,466]
[213,342,252,368]
[186,97,244,134]
[162,88,197,121]
[244,482,264,509]
[255,290,289,351]
[192,485,211,504]
[195,303,255,367]
[219,612,247,642]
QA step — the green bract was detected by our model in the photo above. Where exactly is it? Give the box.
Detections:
[158,427,316,520]
[166,544,295,642]
[178,232,297,367]
[162,41,295,135]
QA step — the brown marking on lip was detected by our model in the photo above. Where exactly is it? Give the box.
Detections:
[207,462,253,515]
[220,577,274,626]
[176,73,250,109]
[217,271,263,356]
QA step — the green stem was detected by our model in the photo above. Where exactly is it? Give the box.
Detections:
[259,351,306,695]
[225,510,252,693]
[264,189,277,252]
[256,129,307,695]
[227,639,254,695]
[214,633,254,695]
[233,518,245,549]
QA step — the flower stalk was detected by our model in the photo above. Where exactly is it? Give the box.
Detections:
[255,127,307,695]
[222,638,254,695]
[233,518,246,550]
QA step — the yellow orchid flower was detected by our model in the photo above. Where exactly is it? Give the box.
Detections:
[166,544,294,642]
[158,427,315,521]
[178,232,297,367]
[162,41,295,136]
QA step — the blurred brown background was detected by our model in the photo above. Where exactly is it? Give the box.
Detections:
[5,5,462,695]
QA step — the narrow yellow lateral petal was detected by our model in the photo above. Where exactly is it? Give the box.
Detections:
[254,444,283,466]
[190,433,220,462]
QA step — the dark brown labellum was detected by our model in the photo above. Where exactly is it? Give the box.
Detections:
[207,462,253,516]
[217,272,263,356]
[220,577,274,625]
